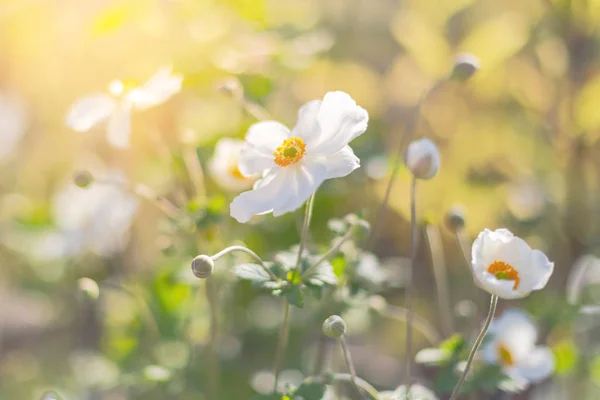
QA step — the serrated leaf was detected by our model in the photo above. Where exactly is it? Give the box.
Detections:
[234,264,272,286]
[294,381,326,400]
[283,285,304,308]
[304,261,337,287]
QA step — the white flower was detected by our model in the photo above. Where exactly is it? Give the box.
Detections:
[482,309,555,386]
[208,138,256,192]
[229,91,368,223]
[50,171,139,256]
[405,138,440,180]
[471,228,554,299]
[66,67,182,148]
[0,91,28,162]
[380,383,438,400]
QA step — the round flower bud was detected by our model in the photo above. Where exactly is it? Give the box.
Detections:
[191,255,214,279]
[77,277,100,301]
[216,78,243,100]
[445,205,466,231]
[322,315,347,338]
[451,53,480,82]
[405,138,440,180]
[73,170,94,188]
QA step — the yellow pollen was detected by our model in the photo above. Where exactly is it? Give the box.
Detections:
[497,343,515,366]
[274,137,306,167]
[487,260,520,290]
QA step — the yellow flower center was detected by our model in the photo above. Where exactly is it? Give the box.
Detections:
[273,137,306,167]
[487,261,520,290]
[108,79,140,97]
[228,164,247,180]
[497,343,515,366]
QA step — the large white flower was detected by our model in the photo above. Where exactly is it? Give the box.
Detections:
[471,228,554,299]
[229,91,368,223]
[208,138,256,192]
[482,309,555,386]
[66,67,182,148]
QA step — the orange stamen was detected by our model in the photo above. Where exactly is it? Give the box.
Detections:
[487,261,520,290]
[273,137,306,167]
[497,343,515,366]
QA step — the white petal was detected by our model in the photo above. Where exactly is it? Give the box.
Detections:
[304,145,360,179]
[106,105,132,149]
[230,169,289,223]
[272,164,322,216]
[238,121,290,176]
[494,309,538,363]
[309,91,368,154]
[208,138,255,192]
[127,66,183,109]
[530,250,554,290]
[66,94,116,132]
[515,347,555,383]
[291,100,322,143]
[478,272,527,299]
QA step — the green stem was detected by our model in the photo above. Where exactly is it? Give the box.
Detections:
[340,337,364,399]
[211,245,277,280]
[302,374,380,400]
[449,295,499,400]
[380,305,441,345]
[425,224,454,336]
[405,177,418,389]
[273,302,291,392]
[295,193,316,270]
[301,227,353,278]
[205,276,220,400]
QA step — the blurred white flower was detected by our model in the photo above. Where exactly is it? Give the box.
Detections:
[405,138,440,180]
[0,91,28,162]
[380,383,438,399]
[66,67,182,148]
[471,228,554,299]
[230,91,368,223]
[50,171,138,256]
[482,309,555,386]
[208,138,256,192]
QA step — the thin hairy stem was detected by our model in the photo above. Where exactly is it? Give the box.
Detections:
[301,227,353,278]
[425,224,454,336]
[340,337,364,399]
[449,295,499,400]
[273,302,291,392]
[405,177,418,388]
[301,374,380,400]
[182,146,207,201]
[296,193,316,270]
[211,246,277,281]
[205,276,220,400]
[380,306,441,345]
[367,81,444,249]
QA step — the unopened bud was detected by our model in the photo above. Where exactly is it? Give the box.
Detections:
[40,392,62,400]
[73,171,94,188]
[446,205,466,231]
[451,53,480,82]
[77,277,100,301]
[191,254,214,278]
[405,138,440,180]
[322,315,347,338]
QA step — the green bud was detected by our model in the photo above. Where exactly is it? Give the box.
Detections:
[192,254,214,279]
[322,315,347,338]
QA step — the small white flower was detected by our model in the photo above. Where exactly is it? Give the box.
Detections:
[482,309,555,386]
[380,383,438,400]
[471,228,554,299]
[0,91,28,162]
[208,138,256,192]
[405,138,440,180]
[66,67,182,148]
[229,91,368,223]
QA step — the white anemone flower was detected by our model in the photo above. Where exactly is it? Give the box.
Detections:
[482,309,555,386]
[380,383,438,400]
[208,138,256,192]
[66,67,182,148]
[229,91,368,223]
[471,228,554,299]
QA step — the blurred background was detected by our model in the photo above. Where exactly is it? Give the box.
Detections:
[2,0,600,398]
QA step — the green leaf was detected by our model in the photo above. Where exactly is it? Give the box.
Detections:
[234,264,272,286]
[250,394,284,400]
[553,339,578,375]
[283,285,305,308]
[440,334,466,355]
[294,381,326,399]
[330,256,346,278]
[304,261,337,287]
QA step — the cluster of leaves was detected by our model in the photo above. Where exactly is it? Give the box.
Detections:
[251,381,327,400]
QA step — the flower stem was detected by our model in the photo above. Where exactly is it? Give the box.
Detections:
[367,81,444,249]
[182,146,207,201]
[380,305,441,345]
[340,337,364,399]
[301,374,380,400]
[449,294,499,400]
[301,226,353,278]
[405,176,418,389]
[211,245,277,280]
[425,224,454,336]
[205,276,220,400]
[296,193,316,270]
[273,301,291,392]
